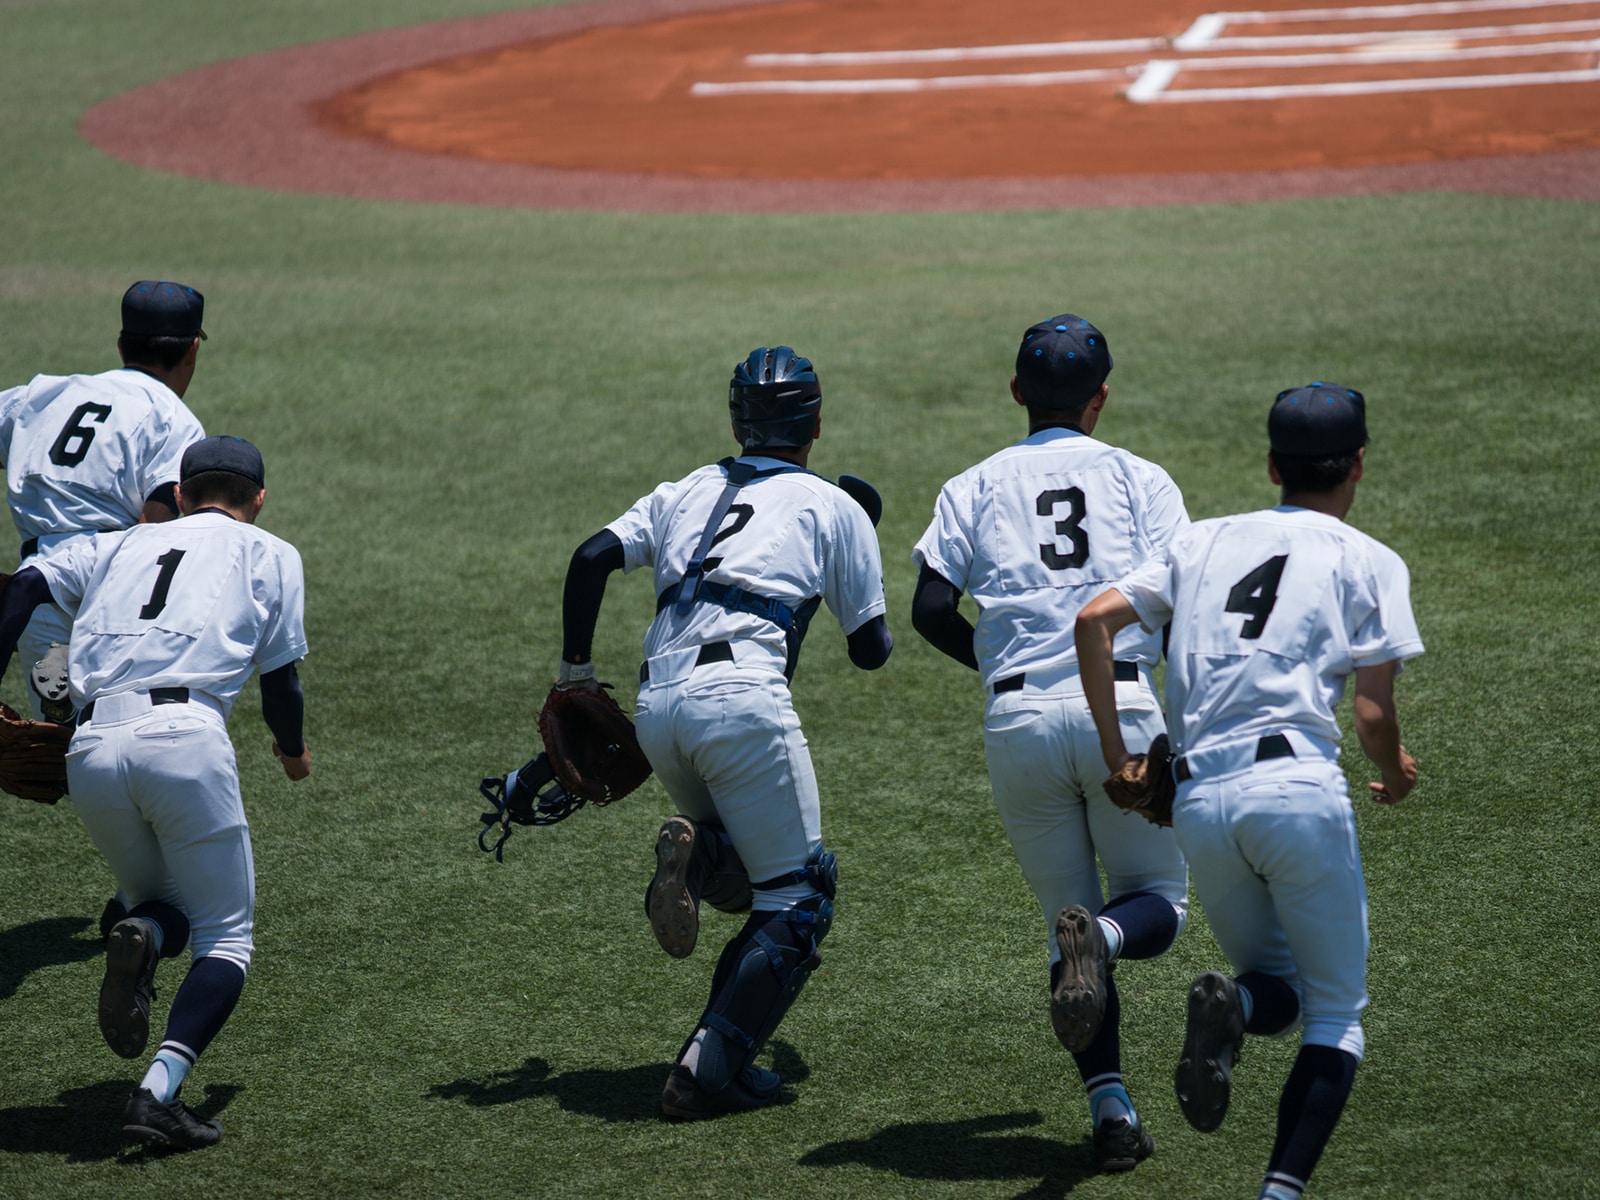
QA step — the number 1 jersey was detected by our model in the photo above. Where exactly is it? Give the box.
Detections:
[30,512,307,716]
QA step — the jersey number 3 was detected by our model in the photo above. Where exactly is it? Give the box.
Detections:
[1225,554,1288,639]
[1036,488,1089,569]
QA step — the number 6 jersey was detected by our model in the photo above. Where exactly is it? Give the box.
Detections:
[1116,505,1423,760]
[913,427,1188,687]
[28,512,307,716]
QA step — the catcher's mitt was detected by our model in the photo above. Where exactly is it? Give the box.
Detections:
[536,684,652,805]
[0,701,74,804]
[1102,733,1176,827]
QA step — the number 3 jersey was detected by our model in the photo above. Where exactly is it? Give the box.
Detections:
[608,457,887,660]
[28,513,307,716]
[0,369,205,540]
[913,427,1189,687]
[1116,506,1423,759]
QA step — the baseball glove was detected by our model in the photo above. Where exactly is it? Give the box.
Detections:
[0,701,74,804]
[536,684,652,805]
[1102,733,1176,827]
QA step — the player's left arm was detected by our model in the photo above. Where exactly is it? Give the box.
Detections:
[560,529,625,689]
[139,483,181,524]
[1352,660,1416,803]
[261,662,311,780]
[1075,587,1144,772]
[0,567,55,684]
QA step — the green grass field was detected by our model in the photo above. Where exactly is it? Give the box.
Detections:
[2,1,1599,1197]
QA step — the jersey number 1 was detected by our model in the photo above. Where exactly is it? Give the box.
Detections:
[139,549,186,620]
[1225,554,1288,639]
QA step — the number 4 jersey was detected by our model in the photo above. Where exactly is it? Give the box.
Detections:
[0,369,205,540]
[28,513,307,716]
[1116,506,1423,759]
[913,427,1189,687]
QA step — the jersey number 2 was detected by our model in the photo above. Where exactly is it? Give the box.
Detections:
[1036,488,1089,569]
[48,402,113,467]
[139,550,186,620]
[1225,554,1288,638]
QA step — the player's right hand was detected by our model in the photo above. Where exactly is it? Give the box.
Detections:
[1369,746,1416,804]
[273,738,312,781]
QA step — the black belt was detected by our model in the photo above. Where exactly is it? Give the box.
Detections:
[79,687,190,724]
[639,641,734,684]
[1173,733,1294,783]
[993,660,1138,694]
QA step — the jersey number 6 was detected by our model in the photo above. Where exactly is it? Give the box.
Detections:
[48,402,114,468]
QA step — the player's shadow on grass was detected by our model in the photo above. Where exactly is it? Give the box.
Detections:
[0,1080,240,1163]
[0,916,104,1000]
[429,1040,809,1123]
[799,1111,1097,1198]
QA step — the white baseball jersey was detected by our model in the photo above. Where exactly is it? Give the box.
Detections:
[913,427,1188,687]
[1117,505,1423,759]
[29,512,307,716]
[0,369,205,541]
[608,457,886,659]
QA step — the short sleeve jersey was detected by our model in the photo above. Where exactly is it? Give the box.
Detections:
[0,369,206,541]
[607,456,887,660]
[913,427,1189,686]
[30,512,307,717]
[1116,506,1423,758]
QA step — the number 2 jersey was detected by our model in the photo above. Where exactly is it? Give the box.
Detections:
[1116,505,1423,760]
[913,427,1189,687]
[28,512,307,717]
[607,456,887,660]
[0,369,205,541]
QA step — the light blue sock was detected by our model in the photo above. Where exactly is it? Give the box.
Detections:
[1260,1182,1302,1200]
[1087,1079,1134,1126]
[140,1047,192,1103]
[1096,916,1124,961]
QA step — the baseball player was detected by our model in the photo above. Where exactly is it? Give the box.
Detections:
[0,280,207,935]
[557,346,891,1119]
[1076,384,1421,1200]
[910,314,1189,1173]
[0,436,310,1150]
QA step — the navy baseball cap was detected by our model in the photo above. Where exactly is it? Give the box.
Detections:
[121,280,206,341]
[181,436,264,486]
[1014,314,1112,408]
[1268,383,1368,456]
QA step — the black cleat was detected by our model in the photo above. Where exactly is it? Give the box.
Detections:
[122,1088,223,1150]
[1093,1116,1154,1173]
[1051,905,1108,1053]
[646,816,706,958]
[99,896,128,944]
[659,1064,784,1121]
[99,917,159,1059]
[1175,970,1245,1132]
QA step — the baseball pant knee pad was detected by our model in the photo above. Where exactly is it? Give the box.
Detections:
[691,895,833,1094]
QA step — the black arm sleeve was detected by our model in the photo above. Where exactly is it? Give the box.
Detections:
[910,564,979,672]
[846,614,893,671]
[145,482,179,517]
[562,530,625,664]
[260,661,305,757]
[0,567,56,686]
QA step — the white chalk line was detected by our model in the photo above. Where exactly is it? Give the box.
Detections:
[745,37,1164,67]
[1135,62,1600,99]
[1202,0,1598,28]
[1199,16,1600,48]
[691,68,1124,96]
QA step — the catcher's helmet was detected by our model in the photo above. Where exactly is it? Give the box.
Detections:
[729,346,821,451]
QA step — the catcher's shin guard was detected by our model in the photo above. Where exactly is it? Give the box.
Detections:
[688,889,833,1096]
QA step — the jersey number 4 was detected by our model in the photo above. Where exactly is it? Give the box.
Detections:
[48,402,113,467]
[1225,554,1288,638]
[1036,488,1089,569]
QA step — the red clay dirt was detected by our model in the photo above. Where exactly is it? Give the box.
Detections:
[81,0,1600,212]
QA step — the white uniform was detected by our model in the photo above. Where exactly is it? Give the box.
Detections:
[609,457,885,896]
[0,369,205,716]
[29,512,307,968]
[913,427,1189,949]
[1116,505,1422,1057]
